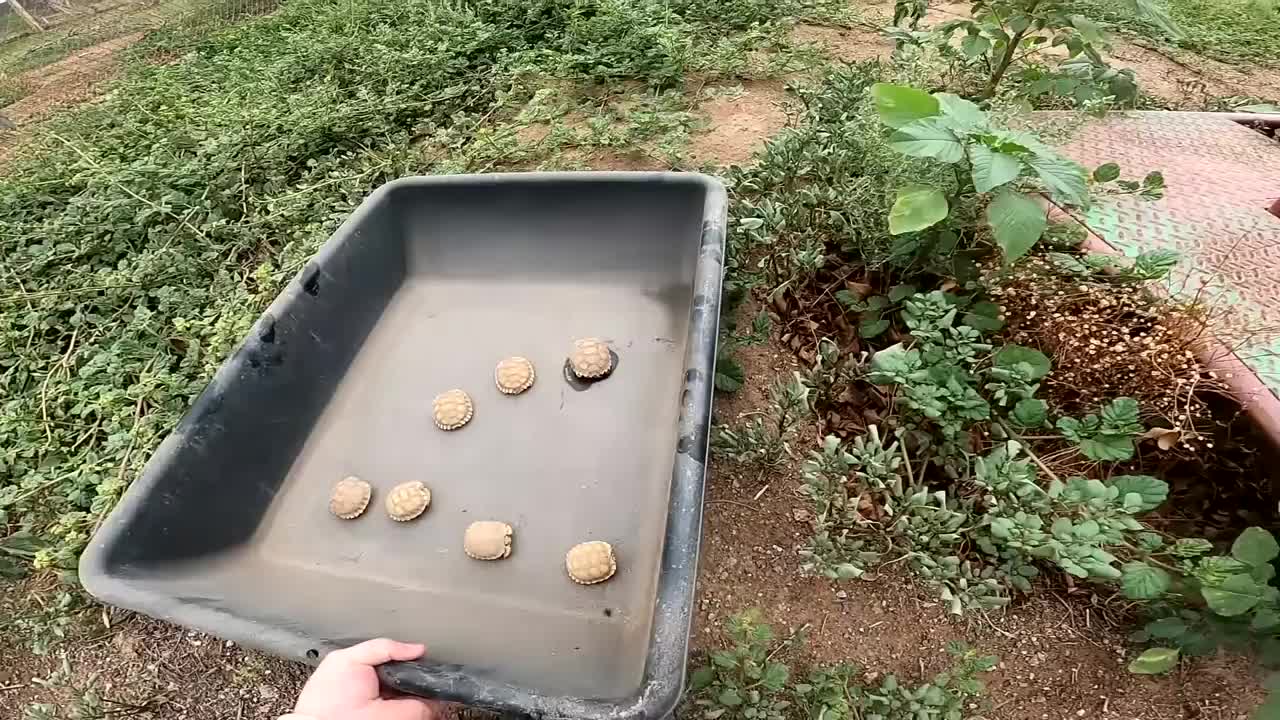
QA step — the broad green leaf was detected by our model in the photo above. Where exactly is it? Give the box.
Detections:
[1128,647,1179,674]
[1026,153,1090,207]
[871,83,940,129]
[1069,15,1106,44]
[690,667,716,690]
[1011,398,1048,428]
[836,563,864,579]
[868,343,920,380]
[961,33,991,58]
[718,688,743,707]
[1233,527,1280,566]
[762,662,789,689]
[1110,475,1168,512]
[889,185,949,235]
[1122,562,1172,599]
[860,318,890,338]
[1145,616,1187,639]
[993,344,1051,379]
[962,300,1003,331]
[715,354,745,393]
[1172,538,1214,557]
[1101,397,1142,433]
[970,145,1023,193]
[1254,608,1280,632]
[711,650,738,668]
[889,119,965,163]
[1202,574,1266,616]
[986,189,1047,262]
[935,92,986,128]
[1078,435,1136,462]
[1093,162,1121,182]
[887,283,917,303]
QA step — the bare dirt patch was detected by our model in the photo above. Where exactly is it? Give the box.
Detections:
[1109,40,1280,107]
[790,23,894,64]
[1,31,141,127]
[0,609,308,719]
[0,31,143,171]
[686,80,792,168]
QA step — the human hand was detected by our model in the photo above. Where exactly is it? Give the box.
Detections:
[282,638,439,720]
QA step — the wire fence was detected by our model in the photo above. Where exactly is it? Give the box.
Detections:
[0,0,277,129]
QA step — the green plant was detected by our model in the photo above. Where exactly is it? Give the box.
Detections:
[692,613,997,720]
[1046,247,1180,283]
[1057,396,1144,461]
[712,372,810,466]
[870,83,1092,264]
[888,0,1176,103]
[689,610,794,720]
[727,62,973,285]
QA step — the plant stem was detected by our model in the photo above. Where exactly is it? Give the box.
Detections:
[980,2,1041,99]
[995,418,1063,486]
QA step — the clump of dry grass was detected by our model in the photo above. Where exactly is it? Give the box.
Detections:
[987,254,1230,452]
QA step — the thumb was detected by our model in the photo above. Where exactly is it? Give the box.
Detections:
[378,697,440,720]
[333,638,426,666]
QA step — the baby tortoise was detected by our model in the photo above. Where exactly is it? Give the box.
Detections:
[568,338,612,379]
[433,388,474,430]
[328,476,372,520]
[566,540,617,585]
[464,521,514,560]
[494,356,536,395]
[385,481,432,522]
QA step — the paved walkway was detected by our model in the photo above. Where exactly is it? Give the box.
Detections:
[1051,112,1280,433]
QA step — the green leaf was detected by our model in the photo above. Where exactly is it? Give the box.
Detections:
[1100,397,1142,433]
[1026,153,1089,207]
[1069,14,1106,44]
[860,318,890,338]
[1122,562,1172,599]
[1010,398,1048,428]
[871,83,940,129]
[1078,435,1136,462]
[962,300,1003,332]
[970,145,1023,193]
[887,283,917,303]
[1172,538,1214,558]
[889,185,949,235]
[1145,616,1187,640]
[993,344,1051,379]
[961,33,991,58]
[718,688,743,707]
[836,563,864,579]
[1233,527,1280,567]
[1110,475,1168,512]
[868,343,920,382]
[986,189,1047,262]
[1128,648,1179,675]
[889,119,966,163]
[711,650,738,668]
[1254,608,1280,632]
[762,662,789,689]
[715,354,745,393]
[1092,162,1121,182]
[935,92,986,128]
[690,667,716,690]
[1202,574,1266,616]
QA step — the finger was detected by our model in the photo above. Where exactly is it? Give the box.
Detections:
[380,697,439,720]
[332,638,426,666]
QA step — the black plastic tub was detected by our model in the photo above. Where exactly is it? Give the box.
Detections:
[80,172,727,720]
